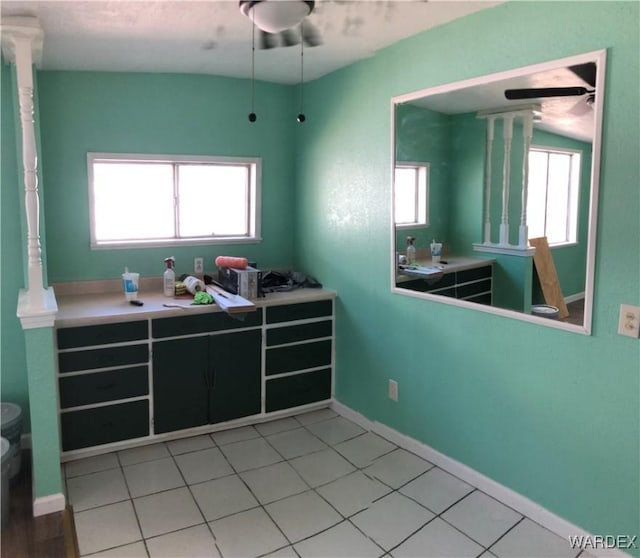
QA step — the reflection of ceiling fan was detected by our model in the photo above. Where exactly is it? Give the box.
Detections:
[239,0,322,49]
[504,62,596,113]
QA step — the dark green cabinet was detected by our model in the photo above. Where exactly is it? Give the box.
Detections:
[265,301,333,411]
[56,294,335,454]
[152,329,261,434]
[56,322,151,451]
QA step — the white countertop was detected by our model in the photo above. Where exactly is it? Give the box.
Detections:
[54,287,336,327]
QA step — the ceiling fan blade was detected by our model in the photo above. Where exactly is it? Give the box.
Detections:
[259,29,277,49]
[569,62,597,88]
[505,86,592,100]
[302,21,322,47]
[281,29,300,47]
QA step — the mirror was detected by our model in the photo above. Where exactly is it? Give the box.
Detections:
[391,50,606,334]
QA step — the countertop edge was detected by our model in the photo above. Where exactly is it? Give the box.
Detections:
[55,288,337,327]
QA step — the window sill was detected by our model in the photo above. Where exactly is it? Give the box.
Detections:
[395,223,430,230]
[91,237,262,250]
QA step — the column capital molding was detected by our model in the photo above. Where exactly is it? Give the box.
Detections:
[1,16,44,67]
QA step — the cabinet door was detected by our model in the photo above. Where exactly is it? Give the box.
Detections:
[209,329,261,424]
[152,336,210,434]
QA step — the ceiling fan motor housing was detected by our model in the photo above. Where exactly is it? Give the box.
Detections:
[239,0,315,33]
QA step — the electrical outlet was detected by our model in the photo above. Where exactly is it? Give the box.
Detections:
[618,304,640,338]
[388,379,399,402]
[194,257,204,275]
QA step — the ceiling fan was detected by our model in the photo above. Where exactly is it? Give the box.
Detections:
[504,62,596,111]
[239,0,322,49]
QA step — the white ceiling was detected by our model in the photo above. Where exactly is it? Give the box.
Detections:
[0,0,501,84]
[407,61,598,142]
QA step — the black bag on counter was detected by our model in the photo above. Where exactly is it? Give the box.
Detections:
[262,270,322,292]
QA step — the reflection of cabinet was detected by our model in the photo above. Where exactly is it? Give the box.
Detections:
[57,321,150,451]
[152,329,261,434]
[401,264,493,305]
[265,301,333,412]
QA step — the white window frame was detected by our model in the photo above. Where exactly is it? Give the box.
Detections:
[88,153,261,249]
[527,146,581,248]
[394,162,429,229]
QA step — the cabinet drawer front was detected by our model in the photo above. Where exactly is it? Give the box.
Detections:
[266,340,331,376]
[59,366,148,409]
[457,278,492,299]
[266,300,332,324]
[61,400,149,451]
[152,309,262,338]
[57,321,148,350]
[58,344,148,374]
[457,265,492,284]
[466,292,492,306]
[266,369,331,412]
[266,320,332,346]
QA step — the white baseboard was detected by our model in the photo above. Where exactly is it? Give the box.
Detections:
[565,292,585,304]
[331,401,631,558]
[33,493,66,517]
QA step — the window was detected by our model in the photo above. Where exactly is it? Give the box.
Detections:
[527,147,580,246]
[88,154,261,248]
[394,163,429,228]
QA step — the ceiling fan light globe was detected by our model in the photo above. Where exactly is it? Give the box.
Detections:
[249,1,312,33]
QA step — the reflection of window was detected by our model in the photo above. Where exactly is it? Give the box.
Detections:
[88,154,260,248]
[527,147,580,246]
[394,163,429,227]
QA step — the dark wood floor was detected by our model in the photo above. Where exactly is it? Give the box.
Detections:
[564,298,585,326]
[1,451,76,558]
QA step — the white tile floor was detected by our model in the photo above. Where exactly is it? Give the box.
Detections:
[65,408,587,558]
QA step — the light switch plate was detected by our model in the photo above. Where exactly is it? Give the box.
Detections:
[618,304,640,338]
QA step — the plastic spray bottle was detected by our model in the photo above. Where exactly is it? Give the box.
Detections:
[163,257,175,297]
[406,237,416,265]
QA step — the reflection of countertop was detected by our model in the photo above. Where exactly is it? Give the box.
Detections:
[397,256,495,284]
[55,285,336,327]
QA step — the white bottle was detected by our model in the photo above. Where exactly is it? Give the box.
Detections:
[163,257,175,297]
[406,237,416,265]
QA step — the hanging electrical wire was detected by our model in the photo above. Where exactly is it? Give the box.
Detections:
[297,21,306,123]
[248,13,257,122]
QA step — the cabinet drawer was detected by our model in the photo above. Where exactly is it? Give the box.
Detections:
[457,265,492,284]
[266,320,332,346]
[466,292,492,306]
[57,321,148,350]
[59,366,148,409]
[60,400,149,451]
[266,300,332,324]
[266,340,331,376]
[58,344,148,374]
[152,309,262,338]
[266,369,332,412]
[457,278,492,299]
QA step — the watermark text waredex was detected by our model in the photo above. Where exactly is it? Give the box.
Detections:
[568,535,638,550]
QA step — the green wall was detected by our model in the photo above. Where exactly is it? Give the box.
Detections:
[296,0,638,550]
[37,71,297,282]
[395,103,450,250]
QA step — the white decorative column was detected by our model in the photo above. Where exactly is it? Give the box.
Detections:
[519,113,534,248]
[1,17,58,326]
[474,107,536,257]
[499,115,514,246]
[2,17,64,517]
[483,117,495,244]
